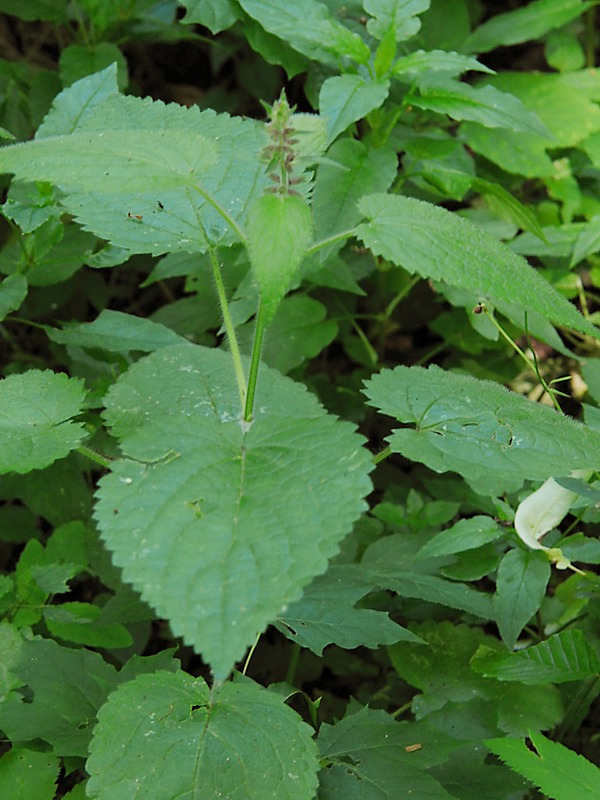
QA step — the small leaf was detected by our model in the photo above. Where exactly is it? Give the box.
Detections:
[0,370,87,475]
[393,49,494,79]
[356,194,598,340]
[275,564,420,655]
[363,365,600,492]
[406,80,550,136]
[416,516,504,560]
[0,273,27,322]
[486,731,600,800]
[237,0,370,64]
[365,0,430,41]
[471,629,600,684]
[95,344,372,679]
[494,549,550,650]
[247,192,313,323]
[0,749,59,800]
[87,671,319,800]
[319,74,390,146]
[180,0,242,32]
[46,309,188,354]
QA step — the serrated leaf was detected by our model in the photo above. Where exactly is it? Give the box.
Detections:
[319,74,390,146]
[363,364,600,492]
[369,568,494,619]
[494,549,550,650]
[0,633,117,757]
[0,370,87,475]
[275,563,420,655]
[416,516,504,561]
[464,0,596,54]
[46,309,187,354]
[312,138,396,259]
[0,273,27,321]
[406,80,550,136]
[247,192,313,323]
[364,0,431,41]
[355,194,598,339]
[94,344,372,679]
[0,749,59,800]
[318,705,456,799]
[485,731,600,800]
[86,671,319,800]
[237,0,370,64]
[471,629,600,684]
[0,93,269,256]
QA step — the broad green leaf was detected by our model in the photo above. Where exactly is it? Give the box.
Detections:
[180,0,242,32]
[0,273,27,321]
[370,568,494,618]
[364,0,431,41]
[0,93,269,256]
[36,64,119,138]
[275,563,420,655]
[46,309,187,354]
[319,74,389,146]
[3,181,61,233]
[461,122,554,178]
[416,516,504,560]
[312,138,396,255]
[238,294,337,374]
[363,365,600,492]
[318,705,456,799]
[484,71,600,148]
[95,344,372,679]
[87,671,319,800]
[355,194,599,339]
[464,0,596,54]
[494,549,550,650]
[0,370,87,475]
[237,0,370,64]
[0,749,59,800]
[471,629,600,684]
[247,192,313,323]
[428,746,532,800]
[393,49,494,79]
[406,80,550,136]
[486,731,600,800]
[0,633,117,757]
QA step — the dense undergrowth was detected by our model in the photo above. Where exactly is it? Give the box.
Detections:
[1,1,600,798]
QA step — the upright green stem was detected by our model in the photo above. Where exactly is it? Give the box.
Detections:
[480,305,563,413]
[243,300,267,422]
[208,246,246,411]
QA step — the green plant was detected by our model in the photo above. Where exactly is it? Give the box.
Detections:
[1,1,600,798]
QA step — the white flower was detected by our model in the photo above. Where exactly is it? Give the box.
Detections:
[514,469,593,574]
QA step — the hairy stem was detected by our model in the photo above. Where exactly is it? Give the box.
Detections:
[243,300,267,422]
[209,246,246,411]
